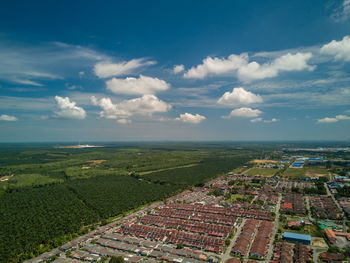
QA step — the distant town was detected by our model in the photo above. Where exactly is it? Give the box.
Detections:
[25,148,350,263]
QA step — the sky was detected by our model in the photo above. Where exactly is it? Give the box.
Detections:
[0,0,350,142]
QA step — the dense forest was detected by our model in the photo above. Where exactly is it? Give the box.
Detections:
[0,143,257,262]
[0,184,99,262]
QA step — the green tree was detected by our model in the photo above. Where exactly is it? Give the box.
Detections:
[110,256,125,263]
[176,243,184,249]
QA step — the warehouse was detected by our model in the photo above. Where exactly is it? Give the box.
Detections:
[282,232,311,245]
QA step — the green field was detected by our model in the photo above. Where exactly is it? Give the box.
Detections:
[282,166,329,178]
[232,166,249,174]
[278,220,322,237]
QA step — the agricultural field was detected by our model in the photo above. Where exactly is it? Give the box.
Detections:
[0,142,259,262]
[0,146,209,190]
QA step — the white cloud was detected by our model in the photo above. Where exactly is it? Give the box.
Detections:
[94,58,156,78]
[184,54,247,79]
[250,118,262,123]
[217,87,263,106]
[318,117,338,123]
[173,65,185,74]
[317,114,350,123]
[331,0,350,23]
[237,52,315,82]
[336,114,350,120]
[175,113,206,124]
[264,118,279,123]
[0,114,18,121]
[91,94,171,120]
[117,119,132,124]
[224,107,262,118]
[320,36,350,62]
[53,96,86,119]
[11,79,44,87]
[184,52,314,82]
[106,75,170,95]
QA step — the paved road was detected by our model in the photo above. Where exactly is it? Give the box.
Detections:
[221,219,246,263]
[305,195,312,221]
[312,246,327,262]
[324,182,347,232]
[263,193,282,263]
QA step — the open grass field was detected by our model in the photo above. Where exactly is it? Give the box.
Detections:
[245,167,280,177]
[232,166,249,174]
[282,166,329,178]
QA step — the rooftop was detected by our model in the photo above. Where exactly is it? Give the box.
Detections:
[282,232,311,241]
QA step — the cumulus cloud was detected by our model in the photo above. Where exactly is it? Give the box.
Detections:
[184,52,314,82]
[53,96,86,119]
[223,107,262,118]
[94,58,156,78]
[175,113,206,124]
[320,36,350,62]
[0,114,18,121]
[184,54,247,79]
[106,75,170,95]
[317,114,350,123]
[237,52,315,82]
[173,65,185,74]
[91,94,171,120]
[217,87,263,106]
[318,117,338,123]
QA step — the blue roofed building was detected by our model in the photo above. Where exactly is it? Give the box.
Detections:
[282,232,311,245]
[291,162,304,168]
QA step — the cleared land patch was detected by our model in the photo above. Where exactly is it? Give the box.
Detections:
[251,159,279,164]
[138,163,199,175]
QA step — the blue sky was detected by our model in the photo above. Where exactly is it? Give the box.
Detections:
[0,0,350,142]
